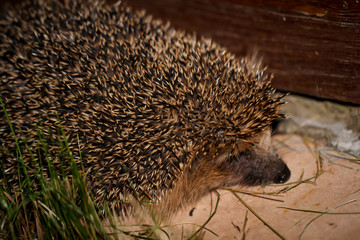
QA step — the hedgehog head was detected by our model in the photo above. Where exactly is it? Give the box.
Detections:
[172,67,291,188]
[212,127,291,186]
[159,124,290,216]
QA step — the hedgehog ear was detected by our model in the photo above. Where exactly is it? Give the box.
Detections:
[212,142,250,166]
[255,127,272,152]
[212,152,230,166]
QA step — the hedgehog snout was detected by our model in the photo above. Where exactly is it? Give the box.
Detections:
[232,150,291,186]
[273,163,291,184]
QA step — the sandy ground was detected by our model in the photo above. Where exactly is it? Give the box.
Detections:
[164,134,360,240]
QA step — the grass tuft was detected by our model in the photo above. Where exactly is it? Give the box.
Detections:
[0,98,114,239]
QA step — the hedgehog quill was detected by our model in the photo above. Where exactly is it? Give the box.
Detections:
[0,0,290,217]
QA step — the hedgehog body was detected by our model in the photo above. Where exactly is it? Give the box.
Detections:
[0,0,290,215]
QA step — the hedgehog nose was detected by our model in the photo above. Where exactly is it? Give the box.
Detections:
[273,165,291,184]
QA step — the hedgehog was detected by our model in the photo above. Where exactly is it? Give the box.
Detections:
[0,0,290,217]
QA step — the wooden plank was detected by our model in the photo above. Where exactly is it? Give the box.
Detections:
[122,0,360,104]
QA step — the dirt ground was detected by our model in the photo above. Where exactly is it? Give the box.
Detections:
[165,134,360,240]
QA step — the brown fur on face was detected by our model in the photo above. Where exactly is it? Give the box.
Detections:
[157,128,290,217]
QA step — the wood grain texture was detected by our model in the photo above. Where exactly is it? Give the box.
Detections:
[122,0,360,104]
